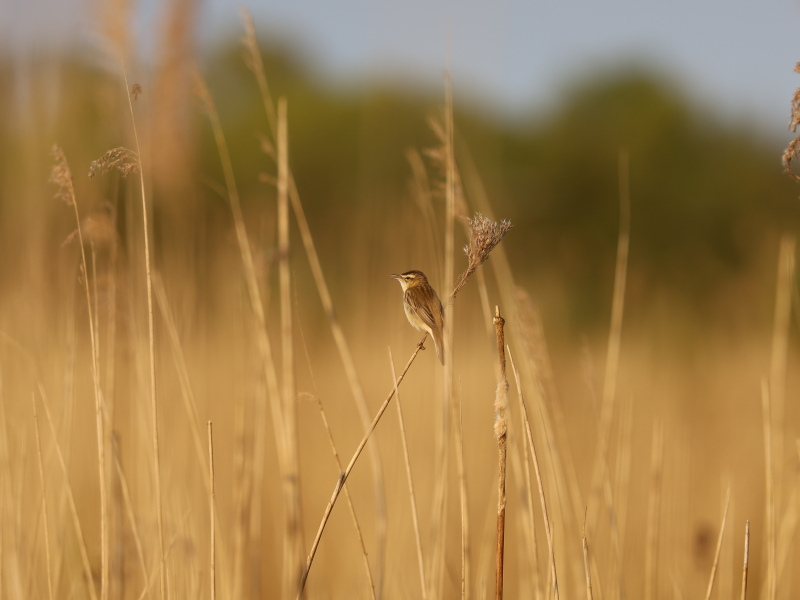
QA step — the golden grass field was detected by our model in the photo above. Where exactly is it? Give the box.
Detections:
[2,9,800,600]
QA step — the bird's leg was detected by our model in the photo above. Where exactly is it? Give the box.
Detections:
[417,339,426,351]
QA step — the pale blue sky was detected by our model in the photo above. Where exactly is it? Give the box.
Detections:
[4,0,800,138]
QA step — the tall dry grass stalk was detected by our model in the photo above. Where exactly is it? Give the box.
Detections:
[39,385,98,600]
[769,235,795,505]
[741,520,750,600]
[31,393,53,600]
[761,379,776,600]
[118,62,166,600]
[241,12,389,587]
[276,96,304,596]
[492,307,509,600]
[582,514,593,600]
[310,392,377,599]
[703,485,731,600]
[193,70,295,597]
[644,421,664,600]
[50,145,109,600]
[587,149,630,538]
[508,347,559,600]
[208,421,216,600]
[388,348,427,600]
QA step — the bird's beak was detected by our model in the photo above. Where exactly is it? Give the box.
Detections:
[390,274,401,279]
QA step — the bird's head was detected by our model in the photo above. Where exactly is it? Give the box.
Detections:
[391,270,428,291]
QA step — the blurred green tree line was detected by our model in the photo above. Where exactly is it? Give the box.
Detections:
[1,39,798,330]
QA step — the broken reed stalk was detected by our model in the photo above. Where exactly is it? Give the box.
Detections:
[32,394,53,600]
[493,307,509,600]
[740,520,750,600]
[120,63,165,600]
[311,394,377,600]
[704,485,731,600]
[208,422,216,600]
[50,146,108,600]
[508,347,559,600]
[389,349,427,600]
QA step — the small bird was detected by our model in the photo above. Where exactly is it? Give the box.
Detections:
[391,270,445,364]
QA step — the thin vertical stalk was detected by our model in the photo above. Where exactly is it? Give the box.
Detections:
[770,235,795,508]
[582,516,593,600]
[456,386,470,600]
[40,388,98,600]
[277,97,302,597]
[740,521,750,600]
[493,307,508,600]
[508,347,558,600]
[588,149,630,534]
[121,63,164,600]
[193,72,286,597]
[389,349,427,600]
[311,393,376,600]
[239,16,388,590]
[208,421,216,600]
[644,421,664,600]
[54,146,107,600]
[703,485,731,600]
[761,380,776,600]
[32,394,53,600]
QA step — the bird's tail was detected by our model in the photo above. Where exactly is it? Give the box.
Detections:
[432,330,445,365]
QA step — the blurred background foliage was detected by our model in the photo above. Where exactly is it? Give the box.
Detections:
[2,38,797,336]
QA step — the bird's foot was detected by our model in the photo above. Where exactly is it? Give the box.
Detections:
[417,340,426,351]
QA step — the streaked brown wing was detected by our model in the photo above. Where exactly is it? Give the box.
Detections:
[405,287,442,331]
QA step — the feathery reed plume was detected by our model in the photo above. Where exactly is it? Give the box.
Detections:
[88,147,140,179]
[782,62,800,181]
[493,307,509,600]
[451,214,512,302]
[50,145,109,600]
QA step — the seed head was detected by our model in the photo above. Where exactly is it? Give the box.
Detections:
[89,147,140,179]
[49,144,76,206]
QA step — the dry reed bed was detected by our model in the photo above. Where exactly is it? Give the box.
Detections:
[0,11,799,600]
